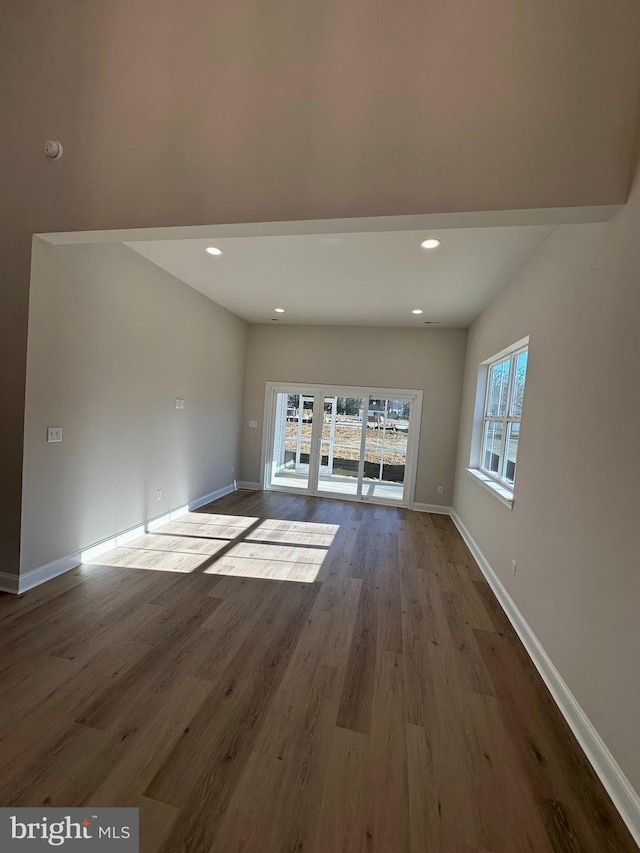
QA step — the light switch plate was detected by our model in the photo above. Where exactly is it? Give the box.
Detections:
[47,427,62,443]
[248,420,258,428]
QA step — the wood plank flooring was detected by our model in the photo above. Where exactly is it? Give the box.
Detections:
[0,491,636,852]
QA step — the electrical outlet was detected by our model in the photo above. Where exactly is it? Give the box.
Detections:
[511,559,517,576]
[156,489,163,501]
[248,420,258,428]
[175,398,185,409]
[437,485,444,494]
[47,427,62,443]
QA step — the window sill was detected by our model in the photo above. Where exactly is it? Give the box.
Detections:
[466,468,514,509]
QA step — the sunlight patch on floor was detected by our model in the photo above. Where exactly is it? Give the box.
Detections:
[125,533,229,557]
[226,541,327,565]
[181,512,259,528]
[204,555,322,583]
[245,519,339,548]
[83,515,338,582]
[149,517,258,541]
[87,546,209,573]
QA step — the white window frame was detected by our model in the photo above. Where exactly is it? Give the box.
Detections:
[467,337,529,508]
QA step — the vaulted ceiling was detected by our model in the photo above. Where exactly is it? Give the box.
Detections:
[3,0,640,232]
[2,1,640,572]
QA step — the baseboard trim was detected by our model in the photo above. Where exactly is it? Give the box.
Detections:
[188,482,236,510]
[450,509,640,847]
[412,502,452,515]
[18,554,83,595]
[0,572,20,594]
[15,482,237,597]
[237,481,260,491]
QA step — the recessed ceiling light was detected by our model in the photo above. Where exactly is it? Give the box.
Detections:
[205,246,223,255]
[411,309,423,315]
[274,307,285,313]
[420,237,441,250]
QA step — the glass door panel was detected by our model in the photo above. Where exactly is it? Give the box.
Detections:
[362,397,411,502]
[317,396,365,497]
[270,393,316,490]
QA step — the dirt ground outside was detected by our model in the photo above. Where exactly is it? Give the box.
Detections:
[285,420,409,466]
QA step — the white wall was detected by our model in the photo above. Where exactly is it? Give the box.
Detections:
[453,158,640,792]
[241,324,467,505]
[21,240,248,574]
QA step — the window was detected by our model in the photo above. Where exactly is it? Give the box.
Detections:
[479,345,528,490]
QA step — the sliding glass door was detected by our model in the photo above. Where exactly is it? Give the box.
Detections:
[264,384,421,507]
[269,392,317,491]
[316,395,365,498]
[361,396,411,502]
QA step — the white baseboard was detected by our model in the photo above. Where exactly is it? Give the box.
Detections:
[188,482,236,510]
[237,481,260,491]
[413,502,452,515]
[18,553,82,595]
[0,571,20,594]
[450,510,640,847]
[14,482,237,597]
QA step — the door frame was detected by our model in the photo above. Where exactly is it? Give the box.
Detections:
[260,381,423,508]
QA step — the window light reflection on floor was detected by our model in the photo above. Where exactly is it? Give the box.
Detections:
[81,516,339,582]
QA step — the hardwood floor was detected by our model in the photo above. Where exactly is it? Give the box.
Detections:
[0,490,635,852]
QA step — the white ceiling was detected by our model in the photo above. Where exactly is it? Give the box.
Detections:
[126,226,554,327]
[126,225,553,327]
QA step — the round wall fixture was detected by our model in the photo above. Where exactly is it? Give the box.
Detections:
[44,140,63,160]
